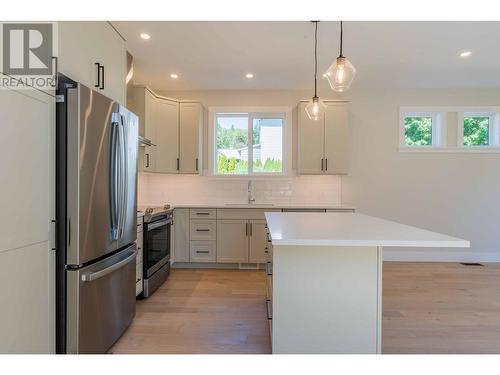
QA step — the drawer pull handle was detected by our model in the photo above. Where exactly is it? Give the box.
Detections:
[266,299,272,320]
[266,261,273,276]
[196,212,210,215]
[196,229,210,232]
[196,250,210,254]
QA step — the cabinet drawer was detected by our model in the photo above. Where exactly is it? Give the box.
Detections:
[137,218,144,233]
[136,261,143,281]
[136,246,143,265]
[190,208,217,219]
[326,208,355,213]
[265,245,273,263]
[217,208,280,220]
[265,261,273,276]
[190,241,216,263]
[282,208,326,212]
[266,299,273,320]
[190,220,217,240]
[135,279,143,296]
[266,275,273,301]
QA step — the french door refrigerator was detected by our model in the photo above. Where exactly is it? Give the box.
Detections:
[56,76,138,354]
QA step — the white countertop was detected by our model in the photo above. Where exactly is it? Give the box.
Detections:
[167,203,355,210]
[265,212,470,248]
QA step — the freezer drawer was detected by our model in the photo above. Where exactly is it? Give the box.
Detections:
[66,244,137,354]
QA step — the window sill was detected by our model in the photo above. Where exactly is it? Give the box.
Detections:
[398,146,500,153]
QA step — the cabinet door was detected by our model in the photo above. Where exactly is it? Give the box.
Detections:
[0,86,55,353]
[179,102,202,174]
[58,22,96,87]
[298,102,325,174]
[97,22,126,104]
[324,102,349,175]
[58,22,125,104]
[173,209,190,262]
[217,220,249,263]
[142,90,157,172]
[155,98,179,173]
[249,220,267,263]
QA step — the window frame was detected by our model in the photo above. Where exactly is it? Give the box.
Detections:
[398,106,500,153]
[208,107,292,178]
[399,110,444,149]
[458,111,499,148]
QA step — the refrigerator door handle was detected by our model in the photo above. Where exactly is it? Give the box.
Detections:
[119,114,128,239]
[110,113,121,241]
[118,114,127,238]
[81,249,137,282]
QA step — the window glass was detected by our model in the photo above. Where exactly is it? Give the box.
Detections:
[404,117,432,146]
[464,117,489,146]
[216,115,249,175]
[252,118,283,173]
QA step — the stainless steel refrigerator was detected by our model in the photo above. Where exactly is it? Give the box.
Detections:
[56,76,138,354]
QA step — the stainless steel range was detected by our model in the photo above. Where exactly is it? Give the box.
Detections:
[139,205,173,297]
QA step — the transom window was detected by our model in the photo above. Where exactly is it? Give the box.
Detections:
[400,111,442,148]
[399,107,500,152]
[214,112,285,175]
[462,113,491,147]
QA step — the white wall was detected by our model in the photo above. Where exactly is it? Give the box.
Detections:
[342,88,500,262]
[144,88,500,262]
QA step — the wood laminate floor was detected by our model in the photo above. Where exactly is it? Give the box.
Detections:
[110,263,500,354]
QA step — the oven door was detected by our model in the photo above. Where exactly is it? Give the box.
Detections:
[144,218,171,278]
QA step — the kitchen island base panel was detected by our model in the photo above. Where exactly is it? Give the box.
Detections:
[272,245,382,354]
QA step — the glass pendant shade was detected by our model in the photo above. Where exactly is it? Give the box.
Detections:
[325,56,357,92]
[305,96,325,121]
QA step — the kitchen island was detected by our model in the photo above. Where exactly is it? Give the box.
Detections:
[264,212,469,354]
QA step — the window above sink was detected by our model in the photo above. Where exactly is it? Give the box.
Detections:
[208,107,293,178]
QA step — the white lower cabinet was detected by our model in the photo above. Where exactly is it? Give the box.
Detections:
[217,220,249,263]
[172,207,354,266]
[190,241,216,263]
[249,220,268,263]
[173,208,190,262]
[135,219,144,296]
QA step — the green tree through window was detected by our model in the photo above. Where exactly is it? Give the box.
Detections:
[404,117,432,146]
[464,117,489,146]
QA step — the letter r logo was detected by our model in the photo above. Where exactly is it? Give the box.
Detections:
[2,23,53,75]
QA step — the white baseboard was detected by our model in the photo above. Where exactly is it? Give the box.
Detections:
[383,248,500,262]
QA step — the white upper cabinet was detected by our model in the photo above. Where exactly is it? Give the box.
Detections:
[130,86,204,174]
[298,101,349,175]
[179,102,203,174]
[155,98,180,173]
[58,22,126,104]
[298,102,325,174]
[324,102,349,174]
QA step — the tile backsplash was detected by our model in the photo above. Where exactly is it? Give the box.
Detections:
[138,173,342,207]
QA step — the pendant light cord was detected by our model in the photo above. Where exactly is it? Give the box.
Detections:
[314,21,318,98]
[339,21,343,57]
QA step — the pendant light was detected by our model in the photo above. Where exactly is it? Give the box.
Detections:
[325,21,356,92]
[305,21,325,121]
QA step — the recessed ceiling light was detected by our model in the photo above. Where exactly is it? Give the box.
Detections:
[170,73,178,79]
[245,73,254,79]
[140,33,151,40]
[460,51,472,58]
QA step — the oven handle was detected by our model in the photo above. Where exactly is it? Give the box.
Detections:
[147,219,172,231]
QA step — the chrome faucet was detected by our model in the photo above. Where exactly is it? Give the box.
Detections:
[248,180,255,204]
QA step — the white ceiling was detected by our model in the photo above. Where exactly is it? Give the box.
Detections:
[113,21,500,91]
